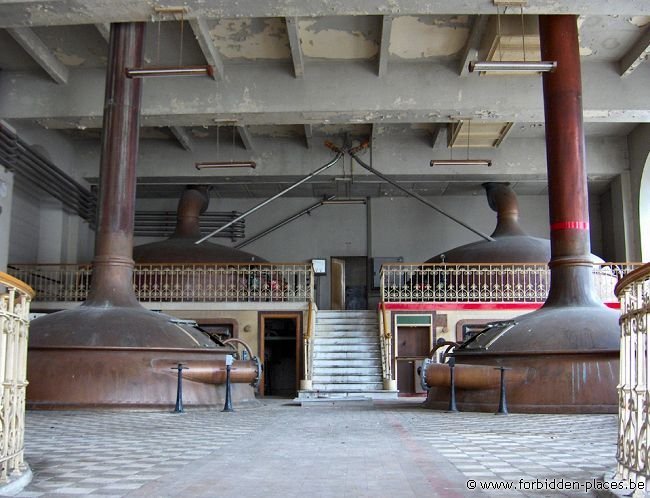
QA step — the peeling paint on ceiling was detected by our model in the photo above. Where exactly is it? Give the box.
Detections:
[389,16,469,59]
[209,18,290,60]
[299,19,379,60]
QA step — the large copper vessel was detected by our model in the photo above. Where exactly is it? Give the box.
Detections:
[28,23,259,410]
[422,16,619,413]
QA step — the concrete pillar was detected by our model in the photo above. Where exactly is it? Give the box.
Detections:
[0,167,14,271]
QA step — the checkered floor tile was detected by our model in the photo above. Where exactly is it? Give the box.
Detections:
[15,401,619,497]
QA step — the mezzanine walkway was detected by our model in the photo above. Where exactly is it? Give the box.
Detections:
[16,399,617,497]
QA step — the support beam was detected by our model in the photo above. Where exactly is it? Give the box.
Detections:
[6,27,69,84]
[95,23,110,42]
[169,126,193,151]
[188,17,223,80]
[285,17,304,78]
[236,125,254,151]
[2,62,648,126]
[304,124,314,149]
[377,16,393,77]
[1,1,646,28]
[459,15,488,77]
[431,125,442,149]
[619,26,650,77]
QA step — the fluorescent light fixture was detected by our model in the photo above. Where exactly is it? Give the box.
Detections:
[430,159,492,167]
[468,61,557,73]
[125,65,215,78]
[195,161,256,170]
[322,199,367,205]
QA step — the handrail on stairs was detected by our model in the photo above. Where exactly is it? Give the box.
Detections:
[378,302,396,391]
[300,300,316,390]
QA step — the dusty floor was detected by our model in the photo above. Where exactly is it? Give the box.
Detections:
[15,399,618,497]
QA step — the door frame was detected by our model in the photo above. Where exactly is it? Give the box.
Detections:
[258,312,302,397]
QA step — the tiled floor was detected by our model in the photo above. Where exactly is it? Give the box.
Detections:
[16,400,618,497]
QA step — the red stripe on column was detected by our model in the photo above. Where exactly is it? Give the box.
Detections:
[550,221,590,231]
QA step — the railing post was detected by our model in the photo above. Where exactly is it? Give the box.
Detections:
[0,273,34,487]
[380,302,396,391]
[615,264,650,490]
[300,300,315,391]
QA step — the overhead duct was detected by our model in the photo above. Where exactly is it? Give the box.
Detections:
[0,122,96,224]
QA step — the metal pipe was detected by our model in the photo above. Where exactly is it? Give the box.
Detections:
[348,149,494,242]
[539,15,600,307]
[235,196,335,249]
[86,22,145,306]
[195,152,344,244]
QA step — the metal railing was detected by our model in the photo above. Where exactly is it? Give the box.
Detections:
[7,263,314,304]
[380,262,641,304]
[616,263,650,487]
[0,272,34,483]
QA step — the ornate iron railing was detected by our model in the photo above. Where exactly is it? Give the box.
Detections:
[0,272,34,484]
[380,262,640,304]
[7,263,314,303]
[616,263,650,487]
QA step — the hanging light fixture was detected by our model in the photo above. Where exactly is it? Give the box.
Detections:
[195,124,257,170]
[195,161,256,170]
[125,7,215,79]
[469,2,556,75]
[321,199,367,205]
[430,120,493,167]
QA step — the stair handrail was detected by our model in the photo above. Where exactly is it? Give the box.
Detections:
[300,300,316,390]
[378,302,395,390]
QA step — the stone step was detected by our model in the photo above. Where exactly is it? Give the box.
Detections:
[313,351,382,360]
[317,311,375,316]
[316,320,378,327]
[298,390,398,400]
[314,330,378,338]
[313,344,380,353]
[315,337,379,345]
[315,324,378,331]
[312,374,383,383]
[312,382,385,390]
[313,368,382,376]
[314,359,380,368]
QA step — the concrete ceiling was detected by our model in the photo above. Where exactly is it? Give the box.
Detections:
[0,1,649,199]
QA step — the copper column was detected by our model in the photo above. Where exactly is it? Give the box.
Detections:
[540,15,600,308]
[86,22,144,307]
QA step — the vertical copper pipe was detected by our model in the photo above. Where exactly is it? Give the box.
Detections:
[86,23,145,307]
[539,15,600,307]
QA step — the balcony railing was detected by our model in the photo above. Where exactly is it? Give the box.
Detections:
[0,272,34,484]
[616,263,650,488]
[380,262,641,304]
[7,263,314,304]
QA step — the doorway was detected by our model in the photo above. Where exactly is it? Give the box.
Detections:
[259,314,301,397]
[395,322,434,395]
[330,256,368,310]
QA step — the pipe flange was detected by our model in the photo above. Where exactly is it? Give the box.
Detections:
[251,356,262,388]
[420,358,432,391]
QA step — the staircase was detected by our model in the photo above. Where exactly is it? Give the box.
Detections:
[299,310,397,400]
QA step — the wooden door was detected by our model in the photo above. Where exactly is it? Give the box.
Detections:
[331,258,345,310]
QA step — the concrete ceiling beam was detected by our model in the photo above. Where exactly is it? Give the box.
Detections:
[619,26,650,77]
[1,1,648,27]
[459,15,488,77]
[6,27,69,84]
[1,62,648,126]
[169,126,193,151]
[285,17,305,78]
[95,23,111,42]
[188,18,224,80]
[304,124,314,149]
[377,15,393,77]
[237,125,254,151]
